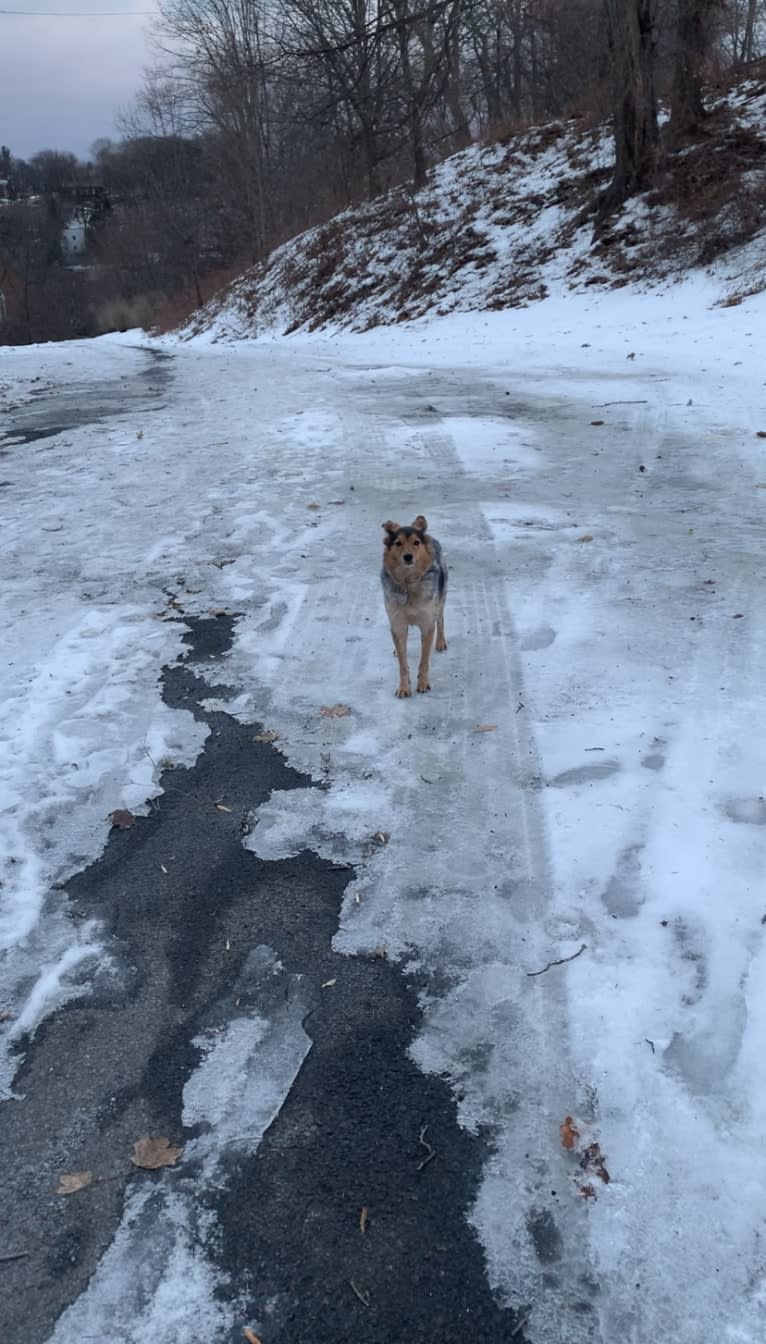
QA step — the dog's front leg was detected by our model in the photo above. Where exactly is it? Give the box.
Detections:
[391,621,411,697]
[416,620,435,693]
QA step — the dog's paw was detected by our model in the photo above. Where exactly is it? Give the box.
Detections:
[416,679,431,693]
[395,684,412,698]
[435,636,448,652]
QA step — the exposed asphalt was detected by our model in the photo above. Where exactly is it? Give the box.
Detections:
[0,613,524,1343]
[0,346,173,450]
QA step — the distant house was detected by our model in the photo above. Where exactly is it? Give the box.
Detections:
[62,213,87,257]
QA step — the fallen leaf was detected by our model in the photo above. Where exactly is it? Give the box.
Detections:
[371,831,390,845]
[130,1136,184,1170]
[732,613,745,619]
[321,977,337,988]
[360,1206,369,1234]
[757,431,766,439]
[579,1183,597,1200]
[328,499,346,505]
[254,730,280,744]
[473,723,497,733]
[560,1115,580,1151]
[243,1329,262,1344]
[577,534,594,542]
[110,809,135,830]
[579,1139,611,1184]
[320,704,351,718]
[590,420,605,426]
[307,502,321,510]
[215,803,233,813]
[56,1170,94,1195]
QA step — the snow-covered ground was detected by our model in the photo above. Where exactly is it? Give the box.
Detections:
[2,275,766,1342]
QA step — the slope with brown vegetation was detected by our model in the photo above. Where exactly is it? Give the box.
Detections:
[183,76,766,342]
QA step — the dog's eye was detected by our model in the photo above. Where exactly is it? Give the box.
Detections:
[394,539,403,547]
[413,539,421,547]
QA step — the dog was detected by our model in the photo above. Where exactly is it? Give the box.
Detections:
[381,515,447,697]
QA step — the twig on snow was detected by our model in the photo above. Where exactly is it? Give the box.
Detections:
[417,1124,436,1172]
[350,1279,371,1307]
[527,943,587,977]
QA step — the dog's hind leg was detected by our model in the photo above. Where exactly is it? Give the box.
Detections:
[416,620,435,693]
[435,601,447,652]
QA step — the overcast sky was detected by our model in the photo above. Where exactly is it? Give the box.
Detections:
[0,0,158,160]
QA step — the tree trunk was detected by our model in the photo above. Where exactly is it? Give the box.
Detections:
[742,0,758,62]
[597,0,659,220]
[670,0,717,141]
[393,0,428,191]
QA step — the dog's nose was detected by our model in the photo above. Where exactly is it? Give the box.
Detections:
[403,553,414,564]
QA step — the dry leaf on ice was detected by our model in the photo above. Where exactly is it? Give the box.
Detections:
[473,723,497,733]
[130,1136,184,1170]
[320,704,351,718]
[580,1140,611,1184]
[109,809,136,830]
[55,1170,94,1195]
[254,730,280,744]
[243,1329,263,1344]
[577,535,594,543]
[560,1115,580,1151]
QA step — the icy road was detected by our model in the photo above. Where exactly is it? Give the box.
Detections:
[1,286,765,1344]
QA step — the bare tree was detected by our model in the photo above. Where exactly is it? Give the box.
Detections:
[386,0,466,187]
[280,0,397,198]
[669,0,724,141]
[153,0,275,259]
[718,0,764,63]
[598,0,659,219]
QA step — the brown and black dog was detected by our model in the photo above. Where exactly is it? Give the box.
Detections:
[381,515,448,697]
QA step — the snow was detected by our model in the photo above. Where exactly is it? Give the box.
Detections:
[2,270,766,1342]
[50,946,310,1342]
[48,1185,235,1344]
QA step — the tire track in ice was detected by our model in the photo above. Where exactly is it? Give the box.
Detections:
[241,379,602,1342]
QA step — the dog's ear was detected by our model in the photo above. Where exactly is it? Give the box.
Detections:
[411,515,428,533]
[382,520,401,537]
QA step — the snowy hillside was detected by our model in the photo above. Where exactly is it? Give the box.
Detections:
[185,76,766,341]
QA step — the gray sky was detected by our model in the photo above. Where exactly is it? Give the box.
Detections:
[0,0,158,160]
